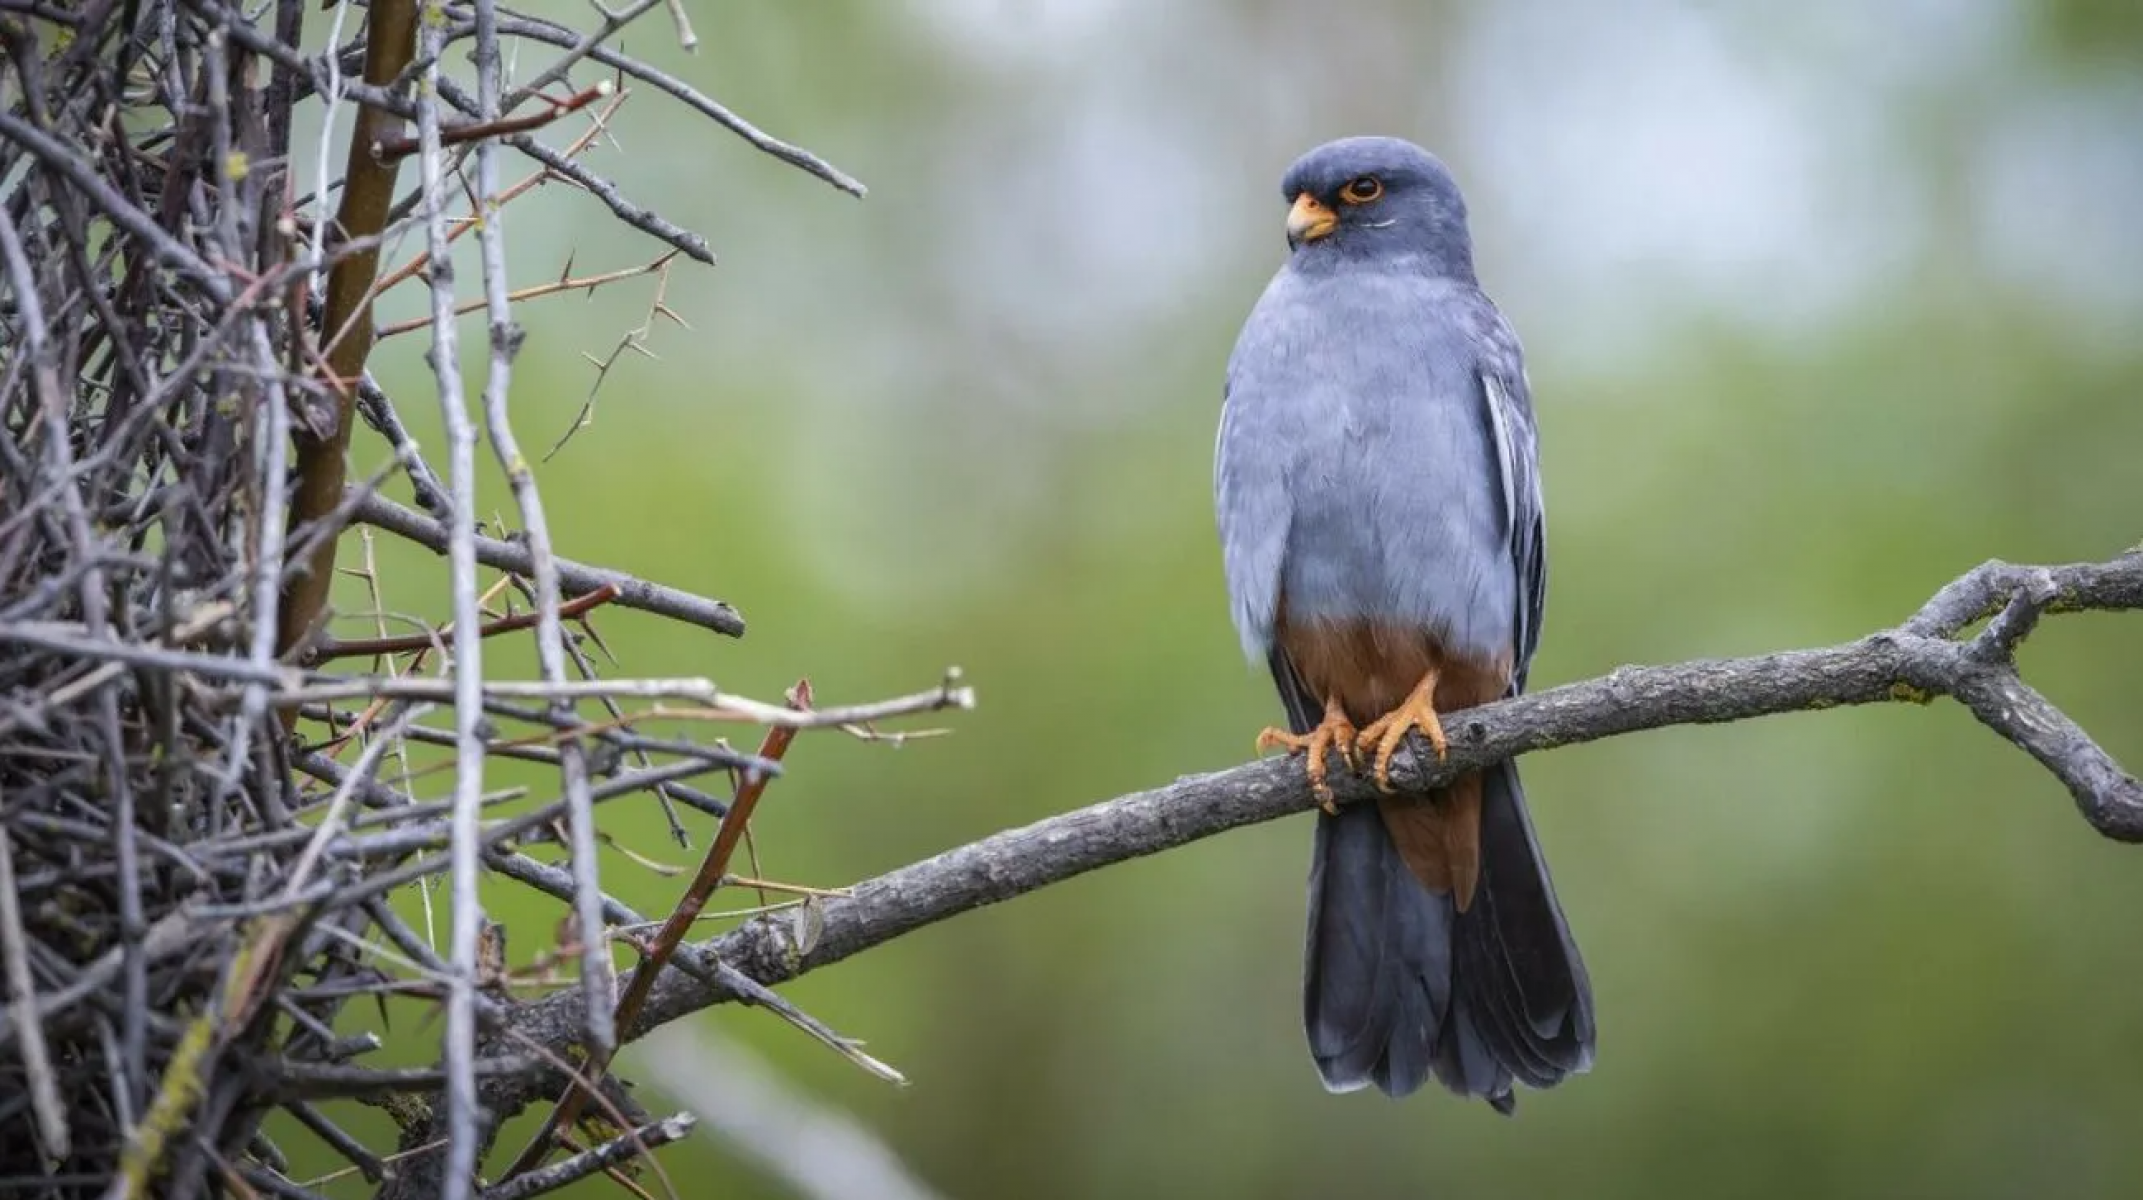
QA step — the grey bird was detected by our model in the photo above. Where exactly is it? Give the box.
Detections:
[1214,136,1595,1108]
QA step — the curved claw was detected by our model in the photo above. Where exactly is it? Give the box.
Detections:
[1257,695,1358,813]
[1356,675,1449,792]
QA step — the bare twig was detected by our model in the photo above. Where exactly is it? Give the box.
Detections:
[355,375,453,516]
[374,250,678,339]
[493,0,665,111]
[285,1101,386,1184]
[411,3,490,1194]
[481,122,716,264]
[469,0,618,1074]
[468,4,864,196]
[282,670,975,724]
[353,491,746,636]
[478,1113,696,1200]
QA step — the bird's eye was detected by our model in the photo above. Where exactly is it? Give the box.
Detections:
[1339,176,1383,204]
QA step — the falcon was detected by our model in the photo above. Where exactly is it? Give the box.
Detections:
[1215,136,1595,1108]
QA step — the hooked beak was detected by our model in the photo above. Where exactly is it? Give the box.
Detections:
[1287,192,1337,248]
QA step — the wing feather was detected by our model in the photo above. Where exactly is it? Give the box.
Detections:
[1477,359,1546,691]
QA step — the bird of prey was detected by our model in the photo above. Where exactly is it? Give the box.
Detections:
[1214,136,1595,1109]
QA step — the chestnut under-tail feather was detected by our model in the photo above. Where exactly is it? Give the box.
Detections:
[1276,623,1589,1104]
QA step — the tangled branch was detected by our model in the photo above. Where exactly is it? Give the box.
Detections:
[2,0,888,1196]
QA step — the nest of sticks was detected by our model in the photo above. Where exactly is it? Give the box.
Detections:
[0,2,959,1196]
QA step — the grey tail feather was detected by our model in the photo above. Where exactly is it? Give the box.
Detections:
[1276,651,1595,1108]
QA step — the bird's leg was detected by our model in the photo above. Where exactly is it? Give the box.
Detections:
[1355,669,1449,792]
[1257,695,1358,814]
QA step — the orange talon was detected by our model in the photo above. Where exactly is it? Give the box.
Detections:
[1257,695,1358,814]
[1355,670,1449,792]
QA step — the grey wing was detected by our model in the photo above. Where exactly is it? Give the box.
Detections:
[1214,370,1293,662]
[1477,343,1547,693]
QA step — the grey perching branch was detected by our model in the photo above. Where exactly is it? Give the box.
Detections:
[449,552,2143,1129]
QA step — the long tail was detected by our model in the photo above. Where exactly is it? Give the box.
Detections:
[1282,660,1595,1107]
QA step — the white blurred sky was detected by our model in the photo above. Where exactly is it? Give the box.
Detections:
[901,0,2141,367]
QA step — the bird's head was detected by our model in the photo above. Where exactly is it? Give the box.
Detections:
[1278,136,1475,278]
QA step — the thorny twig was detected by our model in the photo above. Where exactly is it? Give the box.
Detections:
[410,3,491,1194]
[468,0,620,1101]
[364,83,632,305]
[547,248,689,460]
[374,250,679,340]
[461,3,863,196]
[311,582,622,660]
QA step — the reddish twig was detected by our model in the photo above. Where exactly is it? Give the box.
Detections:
[317,575,520,758]
[373,252,678,339]
[497,680,812,1181]
[312,582,621,661]
[372,81,613,163]
[366,85,628,303]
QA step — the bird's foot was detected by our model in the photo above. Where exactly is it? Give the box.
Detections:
[1355,674,1448,792]
[1256,696,1358,815]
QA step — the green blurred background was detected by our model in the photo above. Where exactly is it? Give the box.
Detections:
[297,1,2143,1196]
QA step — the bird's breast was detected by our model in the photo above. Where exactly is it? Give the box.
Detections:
[1235,276,1514,661]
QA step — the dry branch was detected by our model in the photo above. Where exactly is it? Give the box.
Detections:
[423,553,2143,1147]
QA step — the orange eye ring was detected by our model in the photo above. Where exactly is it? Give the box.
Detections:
[1339,176,1383,205]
